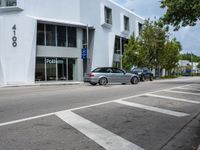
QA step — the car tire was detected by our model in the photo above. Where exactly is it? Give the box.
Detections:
[141,75,145,81]
[99,77,108,85]
[150,76,153,81]
[89,82,97,86]
[131,77,139,84]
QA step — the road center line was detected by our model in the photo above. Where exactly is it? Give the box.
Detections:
[145,93,200,104]
[0,83,194,127]
[56,110,145,150]
[115,100,190,117]
[164,90,200,96]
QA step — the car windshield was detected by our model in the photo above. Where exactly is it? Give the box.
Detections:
[132,68,143,72]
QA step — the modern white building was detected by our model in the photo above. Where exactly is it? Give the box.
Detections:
[0,0,144,86]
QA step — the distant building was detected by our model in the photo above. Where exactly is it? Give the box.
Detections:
[0,0,144,86]
[178,60,199,74]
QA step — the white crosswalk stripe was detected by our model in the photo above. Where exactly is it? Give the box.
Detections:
[164,90,200,96]
[145,93,200,104]
[115,100,190,117]
[56,110,145,150]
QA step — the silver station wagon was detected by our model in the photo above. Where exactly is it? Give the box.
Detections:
[84,67,139,85]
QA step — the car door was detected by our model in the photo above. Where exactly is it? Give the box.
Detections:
[111,68,127,83]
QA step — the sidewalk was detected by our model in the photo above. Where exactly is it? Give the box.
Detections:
[0,81,84,88]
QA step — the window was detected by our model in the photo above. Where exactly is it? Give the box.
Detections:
[104,6,112,25]
[6,0,16,6]
[124,16,129,31]
[57,25,66,47]
[46,24,56,46]
[114,36,120,54]
[138,23,143,36]
[68,27,77,48]
[37,23,45,45]
[112,68,124,74]
[0,0,17,7]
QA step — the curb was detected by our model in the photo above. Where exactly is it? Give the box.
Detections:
[0,82,84,88]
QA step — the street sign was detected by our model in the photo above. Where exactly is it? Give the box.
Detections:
[82,48,87,60]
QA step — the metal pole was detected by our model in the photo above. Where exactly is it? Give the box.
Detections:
[86,24,89,72]
[120,37,122,69]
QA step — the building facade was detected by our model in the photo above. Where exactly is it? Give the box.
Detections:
[0,0,144,86]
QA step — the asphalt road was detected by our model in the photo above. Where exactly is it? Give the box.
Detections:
[0,77,200,150]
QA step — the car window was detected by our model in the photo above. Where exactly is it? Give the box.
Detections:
[112,68,124,73]
[93,68,112,73]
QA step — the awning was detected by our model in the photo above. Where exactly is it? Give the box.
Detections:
[27,15,94,29]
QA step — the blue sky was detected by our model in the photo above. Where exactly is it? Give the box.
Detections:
[113,0,200,56]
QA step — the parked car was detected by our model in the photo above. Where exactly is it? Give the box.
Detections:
[131,68,153,81]
[84,67,139,85]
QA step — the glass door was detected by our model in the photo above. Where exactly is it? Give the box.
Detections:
[46,58,57,81]
[68,58,76,80]
[57,58,67,81]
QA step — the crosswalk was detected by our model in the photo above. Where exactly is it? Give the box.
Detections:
[0,83,200,150]
[55,84,200,150]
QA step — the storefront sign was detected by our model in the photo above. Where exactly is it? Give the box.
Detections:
[46,58,57,64]
[12,24,17,47]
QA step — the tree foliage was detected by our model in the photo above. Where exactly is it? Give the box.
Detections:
[180,53,200,62]
[123,19,181,76]
[161,38,181,72]
[160,0,200,30]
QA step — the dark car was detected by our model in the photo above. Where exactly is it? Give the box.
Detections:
[84,67,139,85]
[131,68,153,81]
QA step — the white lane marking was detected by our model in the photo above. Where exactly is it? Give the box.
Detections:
[0,113,55,127]
[145,93,200,104]
[175,87,200,92]
[115,100,190,117]
[0,83,194,127]
[164,90,200,96]
[56,110,145,150]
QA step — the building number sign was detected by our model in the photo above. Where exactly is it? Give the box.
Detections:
[12,24,17,47]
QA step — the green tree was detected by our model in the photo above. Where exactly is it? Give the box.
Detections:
[197,62,200,69]
[160,0,200,30]
[122,34,141,70]
[141,20,167,76]
[161,38,181,75]
[180,53,200,62]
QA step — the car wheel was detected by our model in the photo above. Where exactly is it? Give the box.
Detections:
[141,75,145,81]
[89,82,97,86]
[99,77,108,85]
[131,77,139,84]
[150,75,153,81]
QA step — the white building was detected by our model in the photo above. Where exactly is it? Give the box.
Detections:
[0,0,144,86]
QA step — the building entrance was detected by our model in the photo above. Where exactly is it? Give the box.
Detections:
[35,57,76,81]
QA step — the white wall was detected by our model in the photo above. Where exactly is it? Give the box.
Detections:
[0,13,37,85]
[0,0,143,85]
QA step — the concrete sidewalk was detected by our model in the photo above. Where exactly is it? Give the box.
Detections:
[0,81,84,88]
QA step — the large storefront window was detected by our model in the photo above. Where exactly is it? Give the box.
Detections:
[68,27,77,47]
[46,58,57,80]
[36,23,77,48]
[37,23,45,45]
[57,58,67,80]
[46,24,56,46]
[57,25,66,47]
[35,57,76,81]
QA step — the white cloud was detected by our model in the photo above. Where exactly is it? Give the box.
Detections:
[113,0,200,56]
